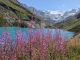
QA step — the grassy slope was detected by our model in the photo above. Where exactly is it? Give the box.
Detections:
[55,18,80,33]
[68,33,80,46]
[0,0,42,27]
[0,0,33,15]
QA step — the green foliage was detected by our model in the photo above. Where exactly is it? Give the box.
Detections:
[0,14,5,26]
[0,13,3,18]
[55,18,80,33]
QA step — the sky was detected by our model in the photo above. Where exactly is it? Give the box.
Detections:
[18,0,80,11]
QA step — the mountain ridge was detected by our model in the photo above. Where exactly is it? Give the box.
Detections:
[0,0,42,28]
[25,6,80,22]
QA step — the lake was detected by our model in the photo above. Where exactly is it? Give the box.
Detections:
[0,27,74,40]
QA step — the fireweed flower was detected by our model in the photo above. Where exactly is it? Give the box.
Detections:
[0,28,68,60]
[15,29,26,58]
[27,20,35,28]
[54,29,67,54]
[0,31,14,60]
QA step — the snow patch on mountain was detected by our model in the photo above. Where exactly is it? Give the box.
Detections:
[47,10,64,16]
[21,4,80,22]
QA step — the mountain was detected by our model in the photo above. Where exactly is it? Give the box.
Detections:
[0,0,42,28]
[45,8,80,22]
[27,7,64,22]
[25,6,80,31]
[0,0,80,30]
[55,12,80,33]
[25,7,80,22]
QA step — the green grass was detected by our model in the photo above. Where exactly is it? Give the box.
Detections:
[0,0,33,16]
[63,19,80,30]
[55,19,80,33]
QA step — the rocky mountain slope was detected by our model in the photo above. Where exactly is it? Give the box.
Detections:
[0,0,80,32]
[27,6,80,33]
[0,0,42,28]
[55,12,80,33]
[26,6,80,22]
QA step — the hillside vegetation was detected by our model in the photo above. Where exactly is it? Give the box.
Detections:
[55,13,80,33]
[0,0,41,27]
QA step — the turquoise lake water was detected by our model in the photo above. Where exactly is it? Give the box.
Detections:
[0,27,74,40]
